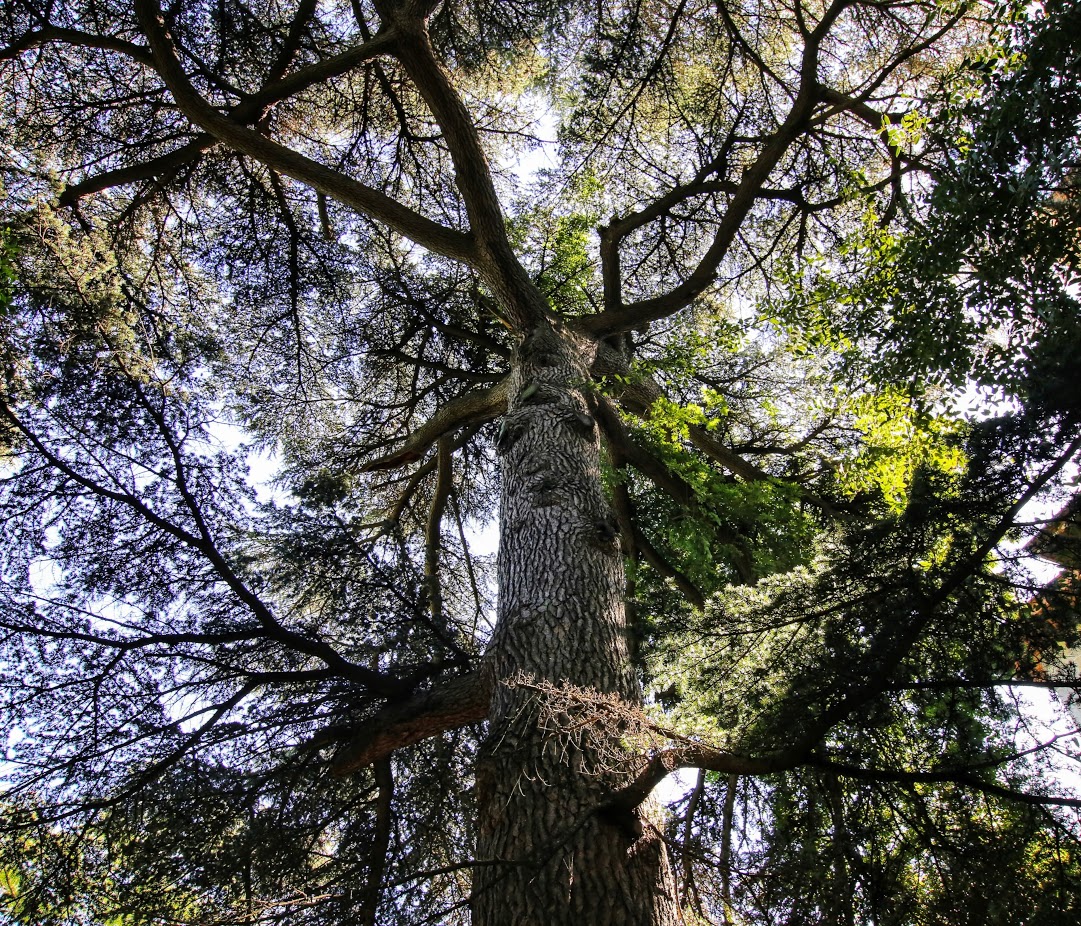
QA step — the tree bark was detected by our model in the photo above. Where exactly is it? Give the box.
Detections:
[472,323,681,926]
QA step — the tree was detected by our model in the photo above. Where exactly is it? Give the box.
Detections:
[1,1,1079,924]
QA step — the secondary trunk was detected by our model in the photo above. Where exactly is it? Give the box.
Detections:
[472,324,680,926]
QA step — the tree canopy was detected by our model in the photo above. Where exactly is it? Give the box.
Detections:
[1,0,1080,923]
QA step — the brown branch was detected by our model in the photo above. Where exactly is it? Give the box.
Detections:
[424,437,454,631]
[591,342,770,483]
[263,0,319,88]
[601,176,816,279]
[240,24,399,119]
[593,344,840,516]
[332,670,491,774]
[593,394,694,508]
[133,0,476,263]
[632,525,708,607]
[812,758,1081,809]
[606,436,708,606]
[789,431,1081,755]
[885,678,1081,692]
[24,18,400,204]
[578,2,848,337]
[609,742,798,812]
[817,86,906,133]
[609,722,1081,817]
[687,426,775,484]
[0,26,153,65]
[681,769,706,918]
[688,421,839,516]
[597,393,754,587]
[386,15,548,328]
[362,378,509,472]
[93,681,261,810]
[720,773,737,926]
[59,137,215,204]
[358,757,395,926]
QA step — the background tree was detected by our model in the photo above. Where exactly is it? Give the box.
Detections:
[1,1,1079,924]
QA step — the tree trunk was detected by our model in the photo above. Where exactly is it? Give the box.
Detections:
[473,324,681,926]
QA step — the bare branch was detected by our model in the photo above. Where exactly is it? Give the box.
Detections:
[813,758,1081,809]
[132,0,477,263]
[578,4,849,336]
[362,378,510,472]
[332,670,491,773]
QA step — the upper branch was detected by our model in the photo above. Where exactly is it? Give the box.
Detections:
[57,26,404,203]
[388,20,506,249]
[0,26,153,65]
[384,11,550,328]
[578,1,851,338]
[362,377,510,472]
[131,0,477,264]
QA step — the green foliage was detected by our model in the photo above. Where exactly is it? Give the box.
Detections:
[773,0,1081,411]
[633,397,813,584]
[741,770,1081,926]
[0,226,14,314]
[648,11,1081,919]
[508,195,603,317]
[840,389,968,512]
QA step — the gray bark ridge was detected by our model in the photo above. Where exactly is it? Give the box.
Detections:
[473,323,680,926]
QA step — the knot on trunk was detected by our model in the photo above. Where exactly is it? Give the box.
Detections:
[565,409,597,440]
[517,379,560,407]
[595,803,646,841]
[589,513,623,556]
[496,415,527,454]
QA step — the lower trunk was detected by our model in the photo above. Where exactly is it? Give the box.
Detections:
[473,327,680,926]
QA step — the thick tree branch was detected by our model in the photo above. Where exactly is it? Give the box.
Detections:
[595,394,754,585]
[263,0,319,89]
[332,670,491,773]
[817,86,906,133]
[578,2,849,337]
[631,524,708,608]
[362,378,510,471]
[610,742,799,812]
[87,681,262,810]
[241,25,400,119]
[592,344,839,516]
[0,26,153,65]
[606,438,708,606]
[384,12,550,328]
[59,137,214,204]
[133,0,476,263]
[0,618,266,652]
[65,27,401,201]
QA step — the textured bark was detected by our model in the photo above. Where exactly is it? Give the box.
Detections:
[473,325,681,926]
